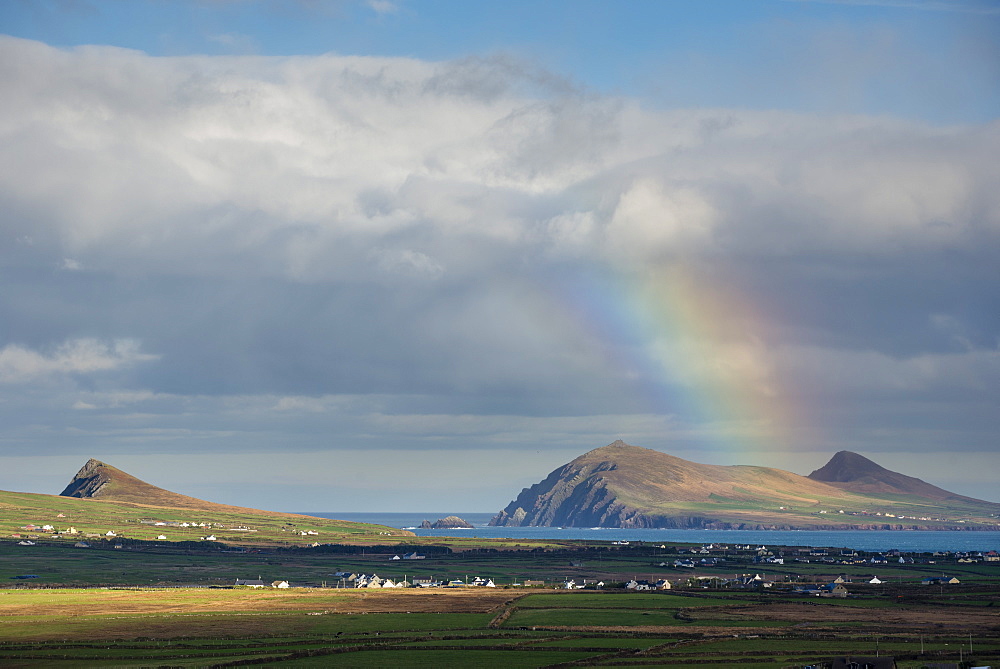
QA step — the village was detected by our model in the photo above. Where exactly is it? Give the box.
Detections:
[207,540,990,596]
[7,514,997,601]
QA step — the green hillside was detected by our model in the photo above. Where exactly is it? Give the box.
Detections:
[0,487,411,545]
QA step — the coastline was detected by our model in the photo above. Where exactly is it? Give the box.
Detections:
[304,512,1000,553]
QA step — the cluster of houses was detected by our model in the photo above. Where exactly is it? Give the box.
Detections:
[811,507,963,524]
[624,579,670,591]
[796,582,850,597]
[791,548,997,566]
[234,579,290,588]
[562,579,605,590]
[832,575,884,584]
[142,520,213,528]
[327,572,496,588]
[14,523,79,538]
[13,516,258,544]
[632,559,968,595]
[141,519,272,541]
[788,573,961,597]
[666,558,708,569]
[665,543,999,569]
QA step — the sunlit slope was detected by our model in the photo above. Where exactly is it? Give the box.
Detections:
[490,441,1000,530]
[0,460,412,545]
[60,458,263,512]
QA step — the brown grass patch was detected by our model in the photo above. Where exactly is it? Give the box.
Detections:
[689,601,1000,632]
[0,588,525,642]
[0,587,519,618]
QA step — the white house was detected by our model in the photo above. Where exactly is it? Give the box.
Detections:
[235,579,266,588]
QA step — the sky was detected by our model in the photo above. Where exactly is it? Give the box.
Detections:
[0,0,998,512]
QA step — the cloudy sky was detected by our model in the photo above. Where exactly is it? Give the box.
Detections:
[1,0,997,512]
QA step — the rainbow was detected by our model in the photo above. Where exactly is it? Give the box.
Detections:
[551,263,803,457]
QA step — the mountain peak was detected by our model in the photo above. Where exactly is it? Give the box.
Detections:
[808,451,971,501]
[77,458,109,475]
[61,459,124,500]
[808,451,889,482]
[60,458,236,511]
[579,440,673,461]
[585,439,639,455]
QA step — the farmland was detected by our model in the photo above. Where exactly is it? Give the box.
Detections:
[2,537,1000,666]
[0,587,998,667]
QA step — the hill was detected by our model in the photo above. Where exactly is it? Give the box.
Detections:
[807,450,981,502]
[489,441,1000,530]
[60,458,258,512]
[0,459,412,546]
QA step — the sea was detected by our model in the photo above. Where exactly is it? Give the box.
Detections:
[305,512,1000,553]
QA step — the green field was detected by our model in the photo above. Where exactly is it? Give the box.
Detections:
[0,488,409,547]
[516,592,735,608]
[0,586,998,667]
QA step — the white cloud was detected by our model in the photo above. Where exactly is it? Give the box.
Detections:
[1,37,996,285]
[606,180,718,259]
[0,339,158,384]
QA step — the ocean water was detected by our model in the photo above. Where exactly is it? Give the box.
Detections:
[304,512,1000,553]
